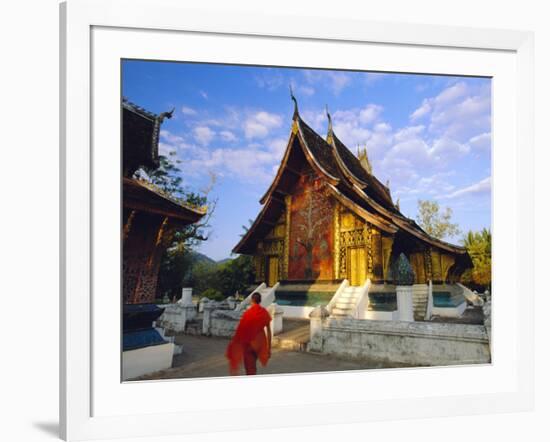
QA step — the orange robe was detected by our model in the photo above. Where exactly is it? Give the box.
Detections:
[225,303,272,375]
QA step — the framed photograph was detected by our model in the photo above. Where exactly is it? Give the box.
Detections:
[60,0,534,440]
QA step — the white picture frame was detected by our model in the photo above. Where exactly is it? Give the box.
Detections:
[60,0,534,440]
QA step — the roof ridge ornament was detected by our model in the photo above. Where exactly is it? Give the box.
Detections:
[326,104,334,144]
[289,84,299,118]
[357,144,373,174]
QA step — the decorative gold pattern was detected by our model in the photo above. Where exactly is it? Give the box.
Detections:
[291,120,299,135]
[424,248,433,281]
[283,195,291,280]
[430,249,442,281]
[339,227,368,279]
[410,252,426,283]
[381,235,394,281]
[123,210,136,242]
[333,203,341,279]
[371,228,383,281]
[365,225,373,278]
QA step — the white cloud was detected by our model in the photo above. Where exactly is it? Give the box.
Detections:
[374,122,392,132]
[199,90,208,100]
[193,126,215,146]
[441,177,491,199]
[408,81,491,142]
[255,71,284,91]
[219,130,237,142]
[181,105,197,116]
[364,72,387,86]
[359,104,383,124]
[410,99,431,121]
[429,137,470,160]
[303,70,352,95]
[244,111,283,139]
[181,137,286,185]
[469,132,491,151]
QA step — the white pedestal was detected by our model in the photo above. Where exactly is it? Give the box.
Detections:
[179,287,193,305]
[396,285,414,322]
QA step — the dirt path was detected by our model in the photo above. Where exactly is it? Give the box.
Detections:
[132,334,381,381]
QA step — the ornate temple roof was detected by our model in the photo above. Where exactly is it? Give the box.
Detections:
[234,98,468,258]
[122,98,174,177]
[123,178,206,224]
[122,99,205,224]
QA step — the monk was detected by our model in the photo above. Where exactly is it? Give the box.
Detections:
[225,292,272,375]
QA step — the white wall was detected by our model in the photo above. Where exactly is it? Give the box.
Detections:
[122,343,175,381]
[2,1,549,442]
[279,305,316,319]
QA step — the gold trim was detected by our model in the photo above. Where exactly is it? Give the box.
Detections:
[333,203,341,279]
[283,195,291,279]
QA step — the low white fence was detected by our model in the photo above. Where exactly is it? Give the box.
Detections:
[308,313,490,366]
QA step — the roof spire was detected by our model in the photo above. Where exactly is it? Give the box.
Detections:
[357,144,373,174]
[289,84,299,118]
[326,104,334,144]
[326,104,333,133]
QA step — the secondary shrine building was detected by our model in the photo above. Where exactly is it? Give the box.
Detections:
[233,105,472,288]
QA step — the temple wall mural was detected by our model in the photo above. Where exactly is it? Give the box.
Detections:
[288,171,334,281]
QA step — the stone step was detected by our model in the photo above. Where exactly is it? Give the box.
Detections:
[335,300,356,307]
[344,288,362,293]
[331,312,352,318]
[338,293,359,299]
[331,307,354,316]
[271,324,310,352]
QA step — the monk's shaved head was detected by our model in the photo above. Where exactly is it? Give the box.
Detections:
[251,292,262,304]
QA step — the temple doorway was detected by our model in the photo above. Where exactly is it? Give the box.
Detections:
[348,246,366,286]
[267,256,279,287]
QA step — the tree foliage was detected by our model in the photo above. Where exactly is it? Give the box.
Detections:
[134,152,217,298]
[461,228,492,291]
[416,199,460,240]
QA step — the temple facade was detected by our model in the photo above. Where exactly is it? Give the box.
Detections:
[233,100,472,288]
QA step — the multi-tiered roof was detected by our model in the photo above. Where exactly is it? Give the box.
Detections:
[233,96,470,263]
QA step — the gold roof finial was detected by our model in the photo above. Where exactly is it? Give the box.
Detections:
[358,144,373,174]
[325,105,334,145]
[289,84,299,118]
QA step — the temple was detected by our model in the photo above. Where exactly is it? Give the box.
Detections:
[121,98,206,380]
[122,98,206,304]
[233,97,472,295]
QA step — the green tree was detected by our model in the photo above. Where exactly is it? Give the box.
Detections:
[461,228,492,291]
[135,152,217,299]
[416,199,460,240]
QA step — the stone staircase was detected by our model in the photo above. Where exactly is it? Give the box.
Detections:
[238,282,279,310]
[271,319,310,352]
[330,286,364,318]
[412,283,429,321]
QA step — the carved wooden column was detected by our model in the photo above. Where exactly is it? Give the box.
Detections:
[333,203,341,280]
[381,235,394,282]
[364,223,373,280]
[430,249,443,283]
[283,195,292,280]
[371,227,383,282]
[424,248,433,281]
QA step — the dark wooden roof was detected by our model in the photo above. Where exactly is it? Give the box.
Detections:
[298,118,342,180]
[123,178,206,224]
[122,98,174,177]
[331,132,395,211]
[233,108,468,256]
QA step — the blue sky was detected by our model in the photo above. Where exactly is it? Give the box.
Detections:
[123,60,492,261]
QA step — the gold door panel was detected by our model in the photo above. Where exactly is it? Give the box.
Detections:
[348,247,366,286]
[268,256,279,287]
